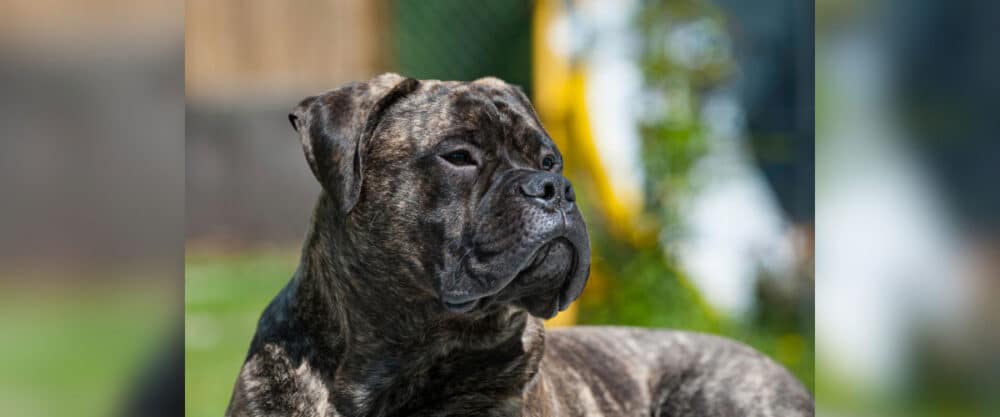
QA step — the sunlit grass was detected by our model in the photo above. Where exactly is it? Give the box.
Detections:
[185,251,298,417]
[0,284,172,417]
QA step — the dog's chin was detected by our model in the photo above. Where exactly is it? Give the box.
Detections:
[441,240,576,316]
[508,238,580,319]
[520,292,564,319]
[440,231,591,318]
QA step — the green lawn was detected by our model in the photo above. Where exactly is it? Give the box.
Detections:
[185,251,299,417]
[0,284,173,417]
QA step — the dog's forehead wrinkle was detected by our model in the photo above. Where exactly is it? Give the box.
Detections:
[393,80,546,165]
[428,88,547,169]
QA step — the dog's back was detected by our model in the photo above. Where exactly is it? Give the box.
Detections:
[526,327,814,417]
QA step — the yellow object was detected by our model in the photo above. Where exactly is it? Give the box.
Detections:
[531,0,655,248]
[534,0,654,327]
[545,303,578,328]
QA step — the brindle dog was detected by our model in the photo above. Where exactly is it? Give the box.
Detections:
[226,73,814,417]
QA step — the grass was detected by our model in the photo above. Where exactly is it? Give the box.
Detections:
[185,251,299,417]
[0,283,174,417]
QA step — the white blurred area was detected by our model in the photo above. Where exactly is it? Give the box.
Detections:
[679,92,798,317]
[816,26,968,393]
[814,3,1000,414]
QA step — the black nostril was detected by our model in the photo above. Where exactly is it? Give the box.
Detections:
[542,182,556,200]
[520,174,573,206]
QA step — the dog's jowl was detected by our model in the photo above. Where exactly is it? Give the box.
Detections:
[226,73,814,417]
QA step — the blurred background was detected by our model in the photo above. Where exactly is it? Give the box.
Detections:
[185,1,813,416]
[0,1,183,417]
[816,0,1000,416]
[8,1,997,417]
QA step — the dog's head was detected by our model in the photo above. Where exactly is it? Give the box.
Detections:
[289,73,590,319]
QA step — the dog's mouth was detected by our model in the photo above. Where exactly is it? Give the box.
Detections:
[512,238,580,317]
[443,298,479,313]
[440,237,589,318]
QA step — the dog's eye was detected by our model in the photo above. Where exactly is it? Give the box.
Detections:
[541,155,555,170]
[442,150,475,167]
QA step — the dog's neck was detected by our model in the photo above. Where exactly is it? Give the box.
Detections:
[289,193,544,416]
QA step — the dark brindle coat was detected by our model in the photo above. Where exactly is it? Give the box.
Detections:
[226,74,813,417]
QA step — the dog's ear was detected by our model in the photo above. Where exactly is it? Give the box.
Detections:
[288,73,420,215]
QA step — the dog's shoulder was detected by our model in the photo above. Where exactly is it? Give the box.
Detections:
[226,284,339,417]
[227,341,334,417]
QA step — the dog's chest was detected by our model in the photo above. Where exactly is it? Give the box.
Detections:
[234,342,535,417]
[230,343,339,417]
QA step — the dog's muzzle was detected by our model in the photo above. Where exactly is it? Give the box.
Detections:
[439,171,591,317]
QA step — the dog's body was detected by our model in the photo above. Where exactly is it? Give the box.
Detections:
[226,74,813,417]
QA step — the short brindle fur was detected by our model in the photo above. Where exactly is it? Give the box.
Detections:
[226,74,814,417]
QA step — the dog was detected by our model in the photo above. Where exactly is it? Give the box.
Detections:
[226,73,814,417]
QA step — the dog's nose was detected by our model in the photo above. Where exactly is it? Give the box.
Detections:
[520,173,575,209]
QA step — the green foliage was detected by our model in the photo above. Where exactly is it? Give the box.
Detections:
[580,242,719,332]
[392,0,534,96]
